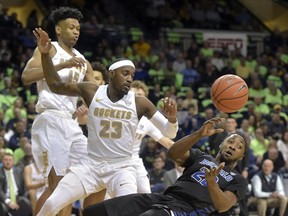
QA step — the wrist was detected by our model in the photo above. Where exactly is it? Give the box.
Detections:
[167,117,177,124]
[5,198,11,205]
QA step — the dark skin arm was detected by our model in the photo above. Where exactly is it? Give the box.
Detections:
[135,96,177,122]
[34,28,97,107]
[167,118,224,165]
[203,164,238,212]
[167,118,238,212]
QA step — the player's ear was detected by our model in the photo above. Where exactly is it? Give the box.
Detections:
[109,70,114,78]
[55,25,61,34]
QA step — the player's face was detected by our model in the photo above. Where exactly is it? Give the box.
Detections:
[131,87,145,97]
[93,70,105,86]
[219,134,245,165]
[111,66,135,95]
[57,18,80,47]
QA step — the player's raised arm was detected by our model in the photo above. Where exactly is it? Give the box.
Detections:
[136,96,178,139]
[167,118,224,165]
[34,27,97,107]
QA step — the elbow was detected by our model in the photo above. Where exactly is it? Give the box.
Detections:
[21,74,31,85]
[216,205,231,213]
[47,82,61,94]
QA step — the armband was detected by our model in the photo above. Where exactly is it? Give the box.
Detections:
[149,111,178,139]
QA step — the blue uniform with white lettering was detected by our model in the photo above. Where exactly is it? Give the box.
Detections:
[98,148,248,216]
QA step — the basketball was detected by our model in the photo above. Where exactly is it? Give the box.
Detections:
[210,74,249,113]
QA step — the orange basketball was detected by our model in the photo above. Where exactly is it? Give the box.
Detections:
[210,74,249,113]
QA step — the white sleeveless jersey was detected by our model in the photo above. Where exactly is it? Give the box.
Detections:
[35,41,87,114]
[87,85,139,159]
[29,163,45,200]
[133,116,163,159]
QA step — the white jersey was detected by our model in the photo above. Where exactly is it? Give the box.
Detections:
[29,163,46,200]
[87,85,139,159]
[133,116,163,159]
[35,41,87,114]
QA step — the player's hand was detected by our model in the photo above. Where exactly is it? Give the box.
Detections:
[65,56,86,68]
[197,118,224,137]
[204,162,225,183]
[75,104,88,125]
[33,28,51,54]
[8,201,19,210]
[158,97,177,119]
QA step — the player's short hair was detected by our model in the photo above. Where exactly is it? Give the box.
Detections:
[50,7,83,25]
[91,62,109,84]
[131,80,149,97]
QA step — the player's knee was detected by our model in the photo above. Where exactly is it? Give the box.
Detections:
[83,202,108,216]
[139,209,170,216]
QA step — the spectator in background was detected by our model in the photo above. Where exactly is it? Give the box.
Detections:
[278,160,288,197]
[236,57,251,81]
[148,83,163,106]
[264,79,283,106]
[132,35,151,58]
[250,127,269,165]
[180,60,200,89]
[277,130,288,161]
[182,88,198,114]
[250,159,287,216]
[252,95,270,117]
[13,135,30,165]
[0,153,32,216]
[6,119,31,151]
[163,162,184,189]
[267,112,286,140]
[15,141,33,171]
[263,144,285,173]
[24,161,46,212]
[140,137,161,170]
[26,9,38,31]
[148,155,167,194]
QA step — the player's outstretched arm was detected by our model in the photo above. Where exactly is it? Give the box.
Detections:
[167,118,224,165]
[34,28,97,106]
[136,96,178,139]
[203,163,238,212]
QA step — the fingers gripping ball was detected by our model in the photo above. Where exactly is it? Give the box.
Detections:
[210,74,249,113]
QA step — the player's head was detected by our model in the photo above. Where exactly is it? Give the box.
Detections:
[108,58,135,95]
[218,133,246,166]
[131,80,149,97]
[91,62,108,86]
[50,7,83,46]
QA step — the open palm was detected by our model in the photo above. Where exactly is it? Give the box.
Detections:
[33,28,51,53]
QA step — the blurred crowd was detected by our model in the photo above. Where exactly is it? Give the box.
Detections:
[1,0,288,215]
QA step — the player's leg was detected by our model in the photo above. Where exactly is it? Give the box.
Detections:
[83,189,107,209]
[33,113,82,216]
[139,209,171,216]
[108,165,137,197]
[136,159,151,193]
[37,171,86,216]
[34,168,62,215]
[68,125,89,214]
[83,201,108,216]
[32,114,70,215]
[83,193,161,216]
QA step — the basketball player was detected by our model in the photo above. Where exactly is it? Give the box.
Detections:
[80,80,175,208]
[83,118,248,216]
[33,27,178,216]
[21,7,96,216]
[129,80,174,193]
[75,62,108,137]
